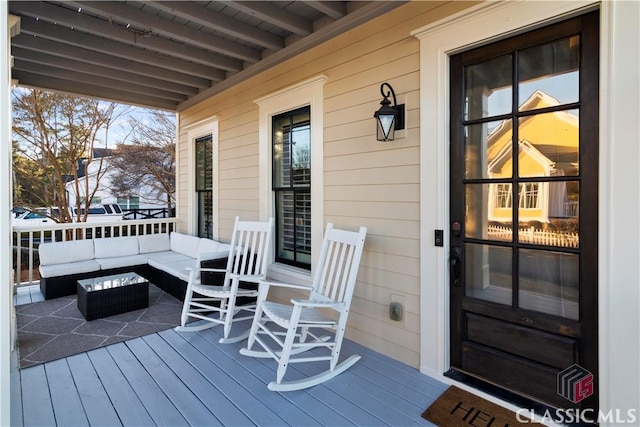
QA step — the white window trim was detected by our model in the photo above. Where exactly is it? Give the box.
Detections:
[256,75,327,279]
[184,117,219,239]
[411,0,616,411]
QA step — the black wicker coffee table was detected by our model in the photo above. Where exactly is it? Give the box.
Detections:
[77,272,149,321]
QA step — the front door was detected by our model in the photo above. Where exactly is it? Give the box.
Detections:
[448,11,599,413]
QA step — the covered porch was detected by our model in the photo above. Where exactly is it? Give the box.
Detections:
[4,1,640,425]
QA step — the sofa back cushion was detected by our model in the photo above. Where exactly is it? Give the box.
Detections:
[138,233,171,254]
[196,238,230,262]
[170,232,201,258]
[39,240,95,266]
[94,236,139,259]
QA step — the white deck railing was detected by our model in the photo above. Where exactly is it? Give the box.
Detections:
[12,218,179,287]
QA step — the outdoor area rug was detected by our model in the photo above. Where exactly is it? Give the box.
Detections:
[422,385,545,426]
[16,283,183,369]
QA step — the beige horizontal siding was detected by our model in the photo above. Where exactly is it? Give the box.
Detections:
[177,1,469,368]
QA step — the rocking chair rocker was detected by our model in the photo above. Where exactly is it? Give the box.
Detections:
[175,216,273,344]
[240,223,367,391]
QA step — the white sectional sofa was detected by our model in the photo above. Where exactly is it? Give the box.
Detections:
[38,232,230,300]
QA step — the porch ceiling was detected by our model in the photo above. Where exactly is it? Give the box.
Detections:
[8,1,405,111]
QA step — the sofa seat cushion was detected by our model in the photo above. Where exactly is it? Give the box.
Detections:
[96,254,148,270]
[39,240,95,266]
[170,232,201,259]
[94,236,139,259]
[146,251,193,266]
[138,233,171,254]
[160,259,197,282]
[39,260,102,278]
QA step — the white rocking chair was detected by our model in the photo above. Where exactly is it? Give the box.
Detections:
[175,216,274,344]
[240,223,367,391]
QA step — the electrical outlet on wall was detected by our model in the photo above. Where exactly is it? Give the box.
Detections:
[389,293,407,325]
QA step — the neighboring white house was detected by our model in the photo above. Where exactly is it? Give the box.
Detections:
[65,149,173,213]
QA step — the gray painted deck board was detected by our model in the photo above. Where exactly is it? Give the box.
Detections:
[144,332,255,426]
[14,319,446,426]
[10,348,23,427]
[66,352,123,426]
[44,359,90,426]
[193,328,355,426]
[20,364,56,426]
[160,329,288,426]
[106,341,189,426]
[87,347,156,426]
[125,337,220,426]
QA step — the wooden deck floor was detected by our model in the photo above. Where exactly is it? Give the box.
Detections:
[11,290,447,427]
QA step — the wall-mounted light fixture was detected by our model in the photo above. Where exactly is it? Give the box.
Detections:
[373,82,405,142]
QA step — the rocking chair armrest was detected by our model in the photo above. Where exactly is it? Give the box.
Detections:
[291,299,345,309]
[258,281,313,292]
[228,273,265,283]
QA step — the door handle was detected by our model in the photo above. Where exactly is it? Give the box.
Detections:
[450,246,462,287]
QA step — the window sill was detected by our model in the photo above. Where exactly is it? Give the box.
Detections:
[267,263,312,286]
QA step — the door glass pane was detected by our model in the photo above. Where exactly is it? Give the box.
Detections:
[466,183,515,241]
[466,119,512,179]
[465,54,512,121]
[518,249,579,320]
[517,181,580,248]
[517,110,580,178]
[518,36,580,110]
[465,243,512,306]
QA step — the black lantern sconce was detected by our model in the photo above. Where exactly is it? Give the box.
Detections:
[373,82,405,142]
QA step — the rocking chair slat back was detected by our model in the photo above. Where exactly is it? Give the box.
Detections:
[229,219,272,278]
[313,225,366,305]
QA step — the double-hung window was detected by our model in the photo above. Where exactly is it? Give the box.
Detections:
[195,134,213,239]
[272,106,311,268]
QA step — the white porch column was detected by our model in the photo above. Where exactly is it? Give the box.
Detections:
[1,2,13,425]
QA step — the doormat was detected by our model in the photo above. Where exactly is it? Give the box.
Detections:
[422,385,545,426]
